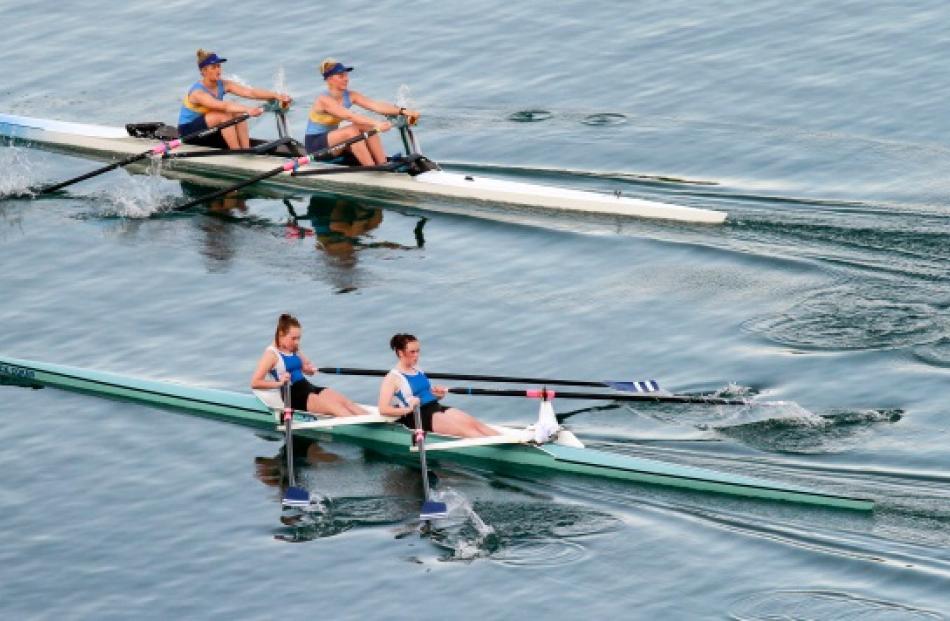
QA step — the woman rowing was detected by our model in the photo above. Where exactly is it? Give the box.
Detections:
[251,314,366,416]
[178,49,292,150]
[378,334,499,438]
[304,58,421,165]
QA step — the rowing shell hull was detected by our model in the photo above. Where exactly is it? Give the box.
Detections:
[0,112,726,224]
[0,355,872,511]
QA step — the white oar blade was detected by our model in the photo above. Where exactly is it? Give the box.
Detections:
[604,380,660,393]
[535,399,560,443]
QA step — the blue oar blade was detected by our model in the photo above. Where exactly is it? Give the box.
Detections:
[420,500,449,521]
[604,380,660,393]
[282,486,311,508]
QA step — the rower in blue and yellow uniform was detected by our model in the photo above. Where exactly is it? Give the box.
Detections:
[178,49,291,150]
[377,333,498,437]
[304,58,421,165]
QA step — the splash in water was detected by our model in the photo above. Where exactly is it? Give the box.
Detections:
[396,84,415,110]
[87,158,181,218]
[0,143,42,197]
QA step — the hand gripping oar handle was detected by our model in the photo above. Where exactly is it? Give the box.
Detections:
[171,126,387,212]
[38,113,252,194]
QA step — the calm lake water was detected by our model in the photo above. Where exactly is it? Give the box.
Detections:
[1,1,949,619]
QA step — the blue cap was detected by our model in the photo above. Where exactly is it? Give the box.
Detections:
[322,62,353,79]
[198,53,228,69]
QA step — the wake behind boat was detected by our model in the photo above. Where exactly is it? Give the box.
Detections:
[0,355,872,511]
[0,111,728,224]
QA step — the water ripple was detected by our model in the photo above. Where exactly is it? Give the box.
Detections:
[729,589,944,620]
[429,500,621,566]
[508,109,553,123]
[744,283,950,352]
[581,112,628,126]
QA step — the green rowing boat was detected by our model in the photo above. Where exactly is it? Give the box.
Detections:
[0,355,873,511]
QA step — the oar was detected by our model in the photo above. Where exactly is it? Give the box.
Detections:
[37,113,253,194]
[171,123,394,212]
[317,367,660,394]
[412,404,448,520]
[280,381,311,508]
[446,387,748,406]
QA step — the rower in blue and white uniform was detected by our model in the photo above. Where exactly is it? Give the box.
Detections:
[177,49,291,150]
[377,333,498,437]
[304,58,420,165]
[251,313,366,416]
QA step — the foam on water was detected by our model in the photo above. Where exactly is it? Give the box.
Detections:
[0,143,42,196]
[85,160,181,218]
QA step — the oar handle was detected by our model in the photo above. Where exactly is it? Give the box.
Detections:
[262,99,288,114]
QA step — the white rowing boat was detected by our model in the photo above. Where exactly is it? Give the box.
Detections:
[0,112,727,224]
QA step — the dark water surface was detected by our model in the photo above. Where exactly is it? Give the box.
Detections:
[1,1,949,619]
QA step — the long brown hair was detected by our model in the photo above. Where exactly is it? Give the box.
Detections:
[275,313,301,345]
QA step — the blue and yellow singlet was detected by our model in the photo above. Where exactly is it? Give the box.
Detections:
[305,90,353,136]
[178,81,226,125]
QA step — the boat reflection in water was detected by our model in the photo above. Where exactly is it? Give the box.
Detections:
[177,180,254,271]
[284,195,427,293]
[176,181,427,286]
[285,195,426,257]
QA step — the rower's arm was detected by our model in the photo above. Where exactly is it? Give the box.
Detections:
[299,353,316,375]
[350,91,420,123]
[190,88,257,115]
[377,375,414,417]
[319,95,385,130]
[250,350,285,389]
[227,81,291,105]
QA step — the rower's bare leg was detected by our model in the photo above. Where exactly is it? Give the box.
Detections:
[348,142,376,166]
[366,134,386,164]
[306,388,366,417]
[329,126,375,166]
[205,112,241,149]
[235,118,251,149]
[432,408,500,438]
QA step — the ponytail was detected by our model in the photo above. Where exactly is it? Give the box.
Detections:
[274,313,301,345]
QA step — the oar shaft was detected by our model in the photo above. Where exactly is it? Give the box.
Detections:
[172,128,381,212]
[317,367,608,388]
[413,405,433,499]
[38,113,251,194]
[282,383,296,488]
[446,387,747,406]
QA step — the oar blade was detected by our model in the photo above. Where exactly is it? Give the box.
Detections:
[604,380,660,393]
[420,499,449,521]
[282,485,311,508]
